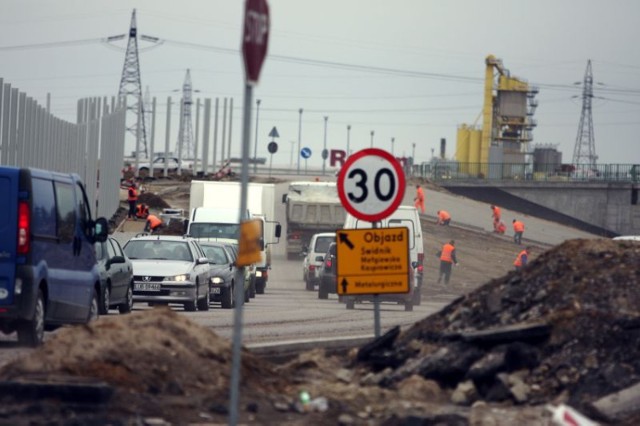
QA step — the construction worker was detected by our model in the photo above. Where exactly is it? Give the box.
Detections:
[144,214,164,234]
[436,240,458,285]
[512,219,525,245]
[414,184,425,214]
[491,205,502,232]
[127,183,138,221]
[436,210,451,226]
[514,246,531,271]
[136,203,150,219]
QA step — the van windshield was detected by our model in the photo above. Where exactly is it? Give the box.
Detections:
[189,223,239,239]
[314,236,334,253]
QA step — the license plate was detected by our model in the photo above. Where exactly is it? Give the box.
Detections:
[210,287,221,295]
[135,282,161,292]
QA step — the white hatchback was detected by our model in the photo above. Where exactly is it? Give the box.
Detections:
[302,232,336,291]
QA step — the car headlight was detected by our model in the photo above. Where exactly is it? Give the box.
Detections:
[255,271,263,277]
[211,277,224,284]
[166,274,190,282]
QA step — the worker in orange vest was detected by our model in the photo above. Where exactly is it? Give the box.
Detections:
[436,210,451,226]
[144,214,164,234]
[413,184,425,214]
[491,205,502,232]
[136,203,150,219]
[436,240,458,285]
[127,183,138,220]
[512,219,525,245]
[514,247,531,271]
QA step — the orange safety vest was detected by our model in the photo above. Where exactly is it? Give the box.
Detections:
[128,187,138,202]
[147,215,163,229]
[416,187,425,202]
[513,220,525,232]
[439,210,451,221]
[492,206,501,220]
[440,243,455,263]
[514,250,528,267]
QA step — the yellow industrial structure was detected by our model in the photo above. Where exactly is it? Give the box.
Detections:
[456,55,538,177]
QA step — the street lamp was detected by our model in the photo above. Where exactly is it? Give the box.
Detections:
[322,116,328,175]
[391,137,395,156]
[346,125,351,156]
[253,99,261,173]
[297,108,303,174]
[412,143,416,177]
[370,130,374,148]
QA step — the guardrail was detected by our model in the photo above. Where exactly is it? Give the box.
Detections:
[416,162,640,183]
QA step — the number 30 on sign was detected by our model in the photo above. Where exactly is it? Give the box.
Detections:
[337,148,406,222]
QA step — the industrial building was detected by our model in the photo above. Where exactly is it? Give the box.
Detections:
[455,55,539,179]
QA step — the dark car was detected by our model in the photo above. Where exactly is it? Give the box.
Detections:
[198,241,249,309]
[95,237,134,315]
[318,242,337,299]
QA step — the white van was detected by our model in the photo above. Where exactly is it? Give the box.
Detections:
[342,205,425,309]
[302,232,336,291]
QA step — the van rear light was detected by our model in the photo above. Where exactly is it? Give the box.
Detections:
[417,265,424,272]
[309,265,315,271]
[17,201,30,255]
[326,259,332,268]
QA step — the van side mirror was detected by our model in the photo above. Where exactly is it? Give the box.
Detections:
[93,217,108,243]
[411,261,418,269]
[281,194,288,203]
[275,224,282,238]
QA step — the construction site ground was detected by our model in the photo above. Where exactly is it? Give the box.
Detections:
[0,177,636,425]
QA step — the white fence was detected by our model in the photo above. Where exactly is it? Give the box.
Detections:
[0,78,126,220]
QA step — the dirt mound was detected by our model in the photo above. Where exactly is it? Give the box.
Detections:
[138,191,171,209]
[0,308,288,423]
[356,239,640,418]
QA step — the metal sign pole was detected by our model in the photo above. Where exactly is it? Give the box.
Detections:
[372,221,380,338]
[269,152,273,177]
[229,81,252,426]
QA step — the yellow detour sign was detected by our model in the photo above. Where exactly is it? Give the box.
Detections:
[336,227,410,295]
[236,219,262,267]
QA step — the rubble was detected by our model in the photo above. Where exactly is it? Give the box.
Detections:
[355,238,640,423]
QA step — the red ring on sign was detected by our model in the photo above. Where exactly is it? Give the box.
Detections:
[337,148,406,222]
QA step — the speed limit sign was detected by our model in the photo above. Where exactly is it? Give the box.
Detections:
[337,148,406,222]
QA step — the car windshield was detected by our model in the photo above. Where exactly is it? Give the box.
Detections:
[189,223,239,239]
[124,240,193,262]
[314,236,334,253]
[201,245,229,264]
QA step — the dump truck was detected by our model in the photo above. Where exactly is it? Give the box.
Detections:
[281,181,346,260]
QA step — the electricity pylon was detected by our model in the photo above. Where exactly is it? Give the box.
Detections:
[177,69,195,160]
[108,9,160,158]
[572,60,597,167]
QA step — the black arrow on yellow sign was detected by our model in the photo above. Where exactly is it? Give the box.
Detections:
[341,278,349,293]
[339,233,354,250]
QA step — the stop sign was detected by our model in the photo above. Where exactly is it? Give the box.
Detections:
[242,0,270,85]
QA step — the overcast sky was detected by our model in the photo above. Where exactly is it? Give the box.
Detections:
[1,0,639,167]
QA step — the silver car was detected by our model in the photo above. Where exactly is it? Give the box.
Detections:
[123,235,211,311]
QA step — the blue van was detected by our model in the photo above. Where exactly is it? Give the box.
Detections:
[0,166,108,346]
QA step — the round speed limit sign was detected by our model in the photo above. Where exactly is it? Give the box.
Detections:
[337,148,406,222]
